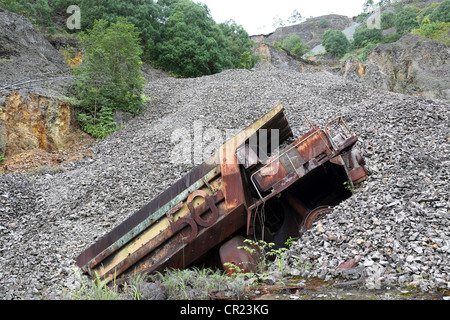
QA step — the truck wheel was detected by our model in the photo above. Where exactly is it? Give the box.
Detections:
[300,206,334,234]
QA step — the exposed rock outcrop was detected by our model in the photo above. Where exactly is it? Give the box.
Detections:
[0,9,91,168]
[253,43,322,73]
[0,8,73,97]
[340,33,450,100]
[252,15,353,49]
[0,91,88,159]
[363,33,450,100]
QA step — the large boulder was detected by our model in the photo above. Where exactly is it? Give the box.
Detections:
[362,33,450,100]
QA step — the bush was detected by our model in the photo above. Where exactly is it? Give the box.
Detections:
[238,51,258,70]
[395,6,420,34]
[353,27,383,49]
[1,0,53,26]
[430,0,450,23]
[381,11,396,30]
[319,19,329,28]
[291,42,310,57]
[281,35,310,56]
[322,29,350,57]
[412,21,450,46]
[74,18,145,139]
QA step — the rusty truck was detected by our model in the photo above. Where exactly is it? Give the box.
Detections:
[75,105,368,283]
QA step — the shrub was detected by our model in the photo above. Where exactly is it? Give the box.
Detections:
[353,27,383,49]
[1,0,53,26]
[291,42,310,57]
[430,0,450,23]
[412,21,450,46]
[74,18,145,139]
[322,29,350,57]
[319,19,329,28]
[281,34,310,56]
[395,6,420,34]
[238,51,258,70]
[381,11,396,30]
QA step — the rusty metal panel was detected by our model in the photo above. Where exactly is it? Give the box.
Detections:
[252,128,334,194]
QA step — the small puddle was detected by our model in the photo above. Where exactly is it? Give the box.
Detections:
[248,277,447,300]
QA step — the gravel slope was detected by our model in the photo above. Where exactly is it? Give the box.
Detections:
[0,69,448,299]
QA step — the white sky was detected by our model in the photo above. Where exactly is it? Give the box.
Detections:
[196,0,367,35]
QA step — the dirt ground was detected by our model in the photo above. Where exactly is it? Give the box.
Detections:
[0,135,96,175]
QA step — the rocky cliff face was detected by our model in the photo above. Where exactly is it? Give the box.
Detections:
[0,91,88,158]
[340,33,450,100]
[253,43,323,73]
[0,9,73,97]
[363,33,450,100]
[0,9,91,170]
[253,15,353,49]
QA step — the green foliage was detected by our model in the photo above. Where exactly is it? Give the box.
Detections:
[238,51,258,70]
[353,27,383,49]
[217,19,254,68]
[70,270,121,300]
[381,11,396,30]
[356,13,369,23]
[76,106,118,140]
[282,35,302,52]
[5,0,253,78]
[322,29,350,57]
[395,6,420,34]
[1,0,53,26]
[74,18,145,139]
[382,33,402,44]
[151,267,248,300]
[155,0,237,77]
[237,238,295,276]
[291,42,310,57]
[430,0,450,23]
[412,21,450,46]
[319,18,330,28]
[53,0,161,60]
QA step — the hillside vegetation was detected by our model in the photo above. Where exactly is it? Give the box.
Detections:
[0,0,255,77]
[339,0,450,61]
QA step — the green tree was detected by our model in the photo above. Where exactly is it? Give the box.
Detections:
[363,0,375,13]
[74,18,145,139]
[281,35,310,56]
[412,19,450,46]
[353,27,383,48]
[381,11,396,29]
[53,0,161,60]
[322,29,350,57]
[430,0,450,23]
[218,20,254,68]
[156,0,233,77]
[395,6,420,34]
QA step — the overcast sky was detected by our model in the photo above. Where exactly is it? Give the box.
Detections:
[196,0,367,35]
